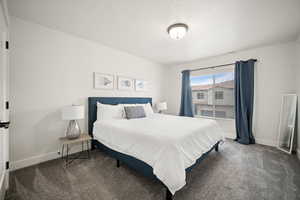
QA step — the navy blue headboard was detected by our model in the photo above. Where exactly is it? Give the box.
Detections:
[88,97,152,137]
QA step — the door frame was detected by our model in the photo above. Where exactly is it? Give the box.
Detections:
[0,1,9,199]
[0,0,9,28]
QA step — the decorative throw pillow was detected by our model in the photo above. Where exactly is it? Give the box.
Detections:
[124,106,146,119]
[120,104,137,118]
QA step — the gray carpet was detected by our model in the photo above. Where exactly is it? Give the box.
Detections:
[5,140,300,200]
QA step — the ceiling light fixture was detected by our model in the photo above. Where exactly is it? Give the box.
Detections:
[167,23,189,40]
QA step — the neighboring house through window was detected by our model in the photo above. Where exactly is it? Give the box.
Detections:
[197,92,204,99]
[190,65,235,119]
[215,91,224,99]
[201,110,213,117]
[215,110,226,118]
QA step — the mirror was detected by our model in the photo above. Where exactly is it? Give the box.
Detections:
[277,94,297,154]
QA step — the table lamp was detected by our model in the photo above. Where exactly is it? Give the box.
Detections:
[157,102,167,113]
[62,105,84,139]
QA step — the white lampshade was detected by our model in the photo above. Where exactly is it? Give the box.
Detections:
[62,105,84,120]
[157,102,167,111]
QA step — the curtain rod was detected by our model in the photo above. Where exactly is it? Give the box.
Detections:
[188,59,257,72]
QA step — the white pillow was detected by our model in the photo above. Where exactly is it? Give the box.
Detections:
[119,104,136,107]
[97,102,123,120]
[138,103,154,116]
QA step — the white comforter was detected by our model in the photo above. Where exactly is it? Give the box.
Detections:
[93,114,224,194]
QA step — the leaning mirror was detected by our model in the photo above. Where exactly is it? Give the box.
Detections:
[277,94,297,154]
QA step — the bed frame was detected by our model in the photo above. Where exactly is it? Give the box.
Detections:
[88,97,220,200]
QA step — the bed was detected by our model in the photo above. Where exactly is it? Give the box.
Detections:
[88,97,224,200]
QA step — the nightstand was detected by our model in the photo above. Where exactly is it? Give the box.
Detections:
[59,133,92,166]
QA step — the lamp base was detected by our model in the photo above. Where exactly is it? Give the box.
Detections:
[66,120,81,140]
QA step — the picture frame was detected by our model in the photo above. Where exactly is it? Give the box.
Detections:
[94,72,114,89]
[135,79,148,91]
[117,76,134,90]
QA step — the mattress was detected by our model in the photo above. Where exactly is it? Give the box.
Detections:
[93,114,224,194]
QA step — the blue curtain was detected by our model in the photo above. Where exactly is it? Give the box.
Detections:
[234,59,256,144]
[179,70,194,117]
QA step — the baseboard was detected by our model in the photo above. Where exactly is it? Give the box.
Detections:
[225,136,276,147]
[297,149,300,160]
[254,138,277,147]
[11,146,83,171]
[0,172,7,200]
[225,134,235,140]
[10,136,278,170]
[11,151,60,171]
[0,183,5,200]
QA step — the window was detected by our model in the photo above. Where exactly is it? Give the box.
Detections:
[197,92,204,99]
[215,91,224,99]
[190,65,235,119]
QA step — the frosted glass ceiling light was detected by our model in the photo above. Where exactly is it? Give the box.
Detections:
[167,23,188,40]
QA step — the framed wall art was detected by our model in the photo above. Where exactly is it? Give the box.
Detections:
[94,73,114,89]
[135,79,148,91]
[117,76,134,90]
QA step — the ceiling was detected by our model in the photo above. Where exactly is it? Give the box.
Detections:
[8,0,300,65]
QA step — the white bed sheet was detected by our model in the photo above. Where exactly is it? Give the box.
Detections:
[93,114,224,194]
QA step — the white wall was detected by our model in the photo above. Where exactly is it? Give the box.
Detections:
[165,42,297,146]
[10,17,166,169]
[296,35,300,157]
